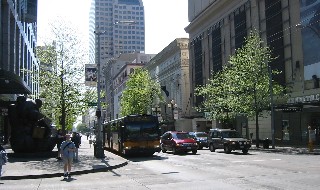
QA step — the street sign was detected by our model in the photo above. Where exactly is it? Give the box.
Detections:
[88,102,97,106]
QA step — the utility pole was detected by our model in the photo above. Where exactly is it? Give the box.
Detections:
[94,29,105,158]
[59,44,66,135]
[269,65,275,149]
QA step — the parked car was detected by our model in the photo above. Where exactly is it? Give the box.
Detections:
[160,131,198,154]
[189,132,208,149]
[207,128,251,154]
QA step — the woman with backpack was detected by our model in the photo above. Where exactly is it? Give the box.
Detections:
[60,134,76,179]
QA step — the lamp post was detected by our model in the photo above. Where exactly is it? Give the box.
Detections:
[59,44,66,135]
[168,100,177,130]
[152,105,162,121]
[268,65,275,149]
[152,106,161,115]
[94,29,105,158]
[296,23,320,38]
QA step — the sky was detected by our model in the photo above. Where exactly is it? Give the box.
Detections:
[37,0,189,54]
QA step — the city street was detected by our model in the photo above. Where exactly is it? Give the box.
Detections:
[1,148,319,189]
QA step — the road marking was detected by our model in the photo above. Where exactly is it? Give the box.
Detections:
[231,161,246,163]
[174,164,183,167]
[253,160,265,162]
[271,159,281,161]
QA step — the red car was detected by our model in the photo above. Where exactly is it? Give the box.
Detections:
[160,131,198,154]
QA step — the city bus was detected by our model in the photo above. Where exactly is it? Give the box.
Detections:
[103,114,161,156]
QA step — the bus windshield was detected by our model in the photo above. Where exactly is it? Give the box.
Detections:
[125,123,159,140]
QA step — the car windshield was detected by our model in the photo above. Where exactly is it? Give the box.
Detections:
[125,123,159,139]
[221,131,242,138]
[175,133,191,139]
[195,133,207,137]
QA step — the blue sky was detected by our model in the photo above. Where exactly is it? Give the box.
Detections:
[37,0,189,54]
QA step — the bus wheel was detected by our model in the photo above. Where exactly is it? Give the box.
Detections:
[161,144,167,153]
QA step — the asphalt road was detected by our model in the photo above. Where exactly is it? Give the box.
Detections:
[1,148,319,190]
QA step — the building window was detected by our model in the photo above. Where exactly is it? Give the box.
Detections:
[265,0,286,87]
[234,6,247,49]
[211,27,222,73]
[194,39,203,106]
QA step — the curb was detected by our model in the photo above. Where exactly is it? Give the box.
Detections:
[1,161,128,180]
[250,148,320,155]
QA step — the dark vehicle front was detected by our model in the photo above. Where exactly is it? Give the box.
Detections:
[221,131,251,154]
[122,122,161,155]
[191,132,208,149]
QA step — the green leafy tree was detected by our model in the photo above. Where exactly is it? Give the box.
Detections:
[196,30,285,146]
[76,123,90,134]
[37,21,96,133]
[120,68,163,116]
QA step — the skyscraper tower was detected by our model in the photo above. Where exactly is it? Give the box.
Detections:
[90,0,145,64]
[88,0,145,122]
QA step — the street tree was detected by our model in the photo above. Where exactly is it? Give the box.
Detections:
[120,68,163,116]
[76,123,90,134]
[195,30,285,146]
[37,20,96,133]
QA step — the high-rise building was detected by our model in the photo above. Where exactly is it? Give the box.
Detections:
[88,0,145,121]
[90,0,145,64]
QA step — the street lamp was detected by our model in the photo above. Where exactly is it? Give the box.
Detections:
[152,105,162,121]
[152,106,161,115]
[268,65,275,149]
[168,100,177,130]
[94,29,105,158]
[296,23,320,38]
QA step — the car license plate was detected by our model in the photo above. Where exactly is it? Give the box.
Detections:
[240,146,244,148]
[187,147,191,149]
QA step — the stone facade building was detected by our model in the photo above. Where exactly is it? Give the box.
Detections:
[185,0,320,145]
[144,38,191,132]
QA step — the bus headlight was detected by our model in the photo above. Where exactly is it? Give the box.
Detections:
[154,145,160,148]
[124,146,131,149]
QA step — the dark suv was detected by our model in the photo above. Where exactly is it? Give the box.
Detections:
[208,128,251,154]
[160,131,198,154]
[189,132,208,149]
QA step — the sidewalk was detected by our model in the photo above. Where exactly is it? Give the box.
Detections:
[1,136,128,180]
[250,144,320,155]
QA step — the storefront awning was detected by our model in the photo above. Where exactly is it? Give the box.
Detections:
[0,69,31,94]
[274,104,303,112]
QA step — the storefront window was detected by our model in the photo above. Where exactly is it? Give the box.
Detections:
[282,120,290,140]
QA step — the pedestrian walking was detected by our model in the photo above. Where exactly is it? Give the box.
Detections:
[60,134,76,179]
[0,145,8,179]
[56,129,64,160]
[71,132,81,161]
